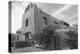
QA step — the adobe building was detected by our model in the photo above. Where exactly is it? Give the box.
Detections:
[21,3,69,35]
[15,3,70,49]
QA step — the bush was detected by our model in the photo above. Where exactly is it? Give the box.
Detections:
[65,30,78,49]
[15,41,32,48]
[32,25,58,49]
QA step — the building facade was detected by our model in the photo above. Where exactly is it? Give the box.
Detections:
[15,3,70,49]
[21,3,69,35]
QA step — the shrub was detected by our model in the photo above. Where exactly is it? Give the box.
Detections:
[32,25,58,49]
[65,29,78,49]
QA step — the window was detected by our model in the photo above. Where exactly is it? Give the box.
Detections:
[27,5,30,10]
[25,5,31,12]
[54,22,58,24]
[25,8,28,12]
[64,22,69,27]
[30,3,33,8]
[17,36,19,41]
[43,17,47,25]
[26,19,28,27]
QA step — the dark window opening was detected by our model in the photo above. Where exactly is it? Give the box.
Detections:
[17,36,19,41]
[25,5,30,12]
[43,17,47,25]
[27,5,30,10]
[26,19,28,27]
[31,4,33,8]
[54,22,58,24]
[64,22,69,27]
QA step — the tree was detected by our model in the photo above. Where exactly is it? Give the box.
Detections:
[32,25,58,48]
[65,29,78,49]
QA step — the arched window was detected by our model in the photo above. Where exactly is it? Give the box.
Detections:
[27,5,30,10]
[26,19,28,27]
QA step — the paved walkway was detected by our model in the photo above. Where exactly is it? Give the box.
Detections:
[12,47,46,53]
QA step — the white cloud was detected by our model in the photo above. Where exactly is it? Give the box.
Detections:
[53,5,72,16]
[11,1,29,33]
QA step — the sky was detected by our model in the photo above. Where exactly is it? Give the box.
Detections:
[11,1,78,33]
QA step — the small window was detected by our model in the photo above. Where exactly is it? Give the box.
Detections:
[27,5,30,10]
[64,22,69,27]
[30,4,33,8]
[17,36,19,41]
[54,22,58,24]
[26,19,28,27]
[43,17,47,25]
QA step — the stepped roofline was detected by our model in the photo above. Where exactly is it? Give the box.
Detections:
[24,3,69,26]
[25,3,37,12]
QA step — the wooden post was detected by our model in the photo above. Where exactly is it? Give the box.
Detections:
[8,1,12,53]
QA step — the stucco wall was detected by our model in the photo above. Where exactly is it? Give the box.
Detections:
[22,3,69,34]
[34,6,46,34]
[22,6,35,34]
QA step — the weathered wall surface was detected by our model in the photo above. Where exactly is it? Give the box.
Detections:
[22,6,35,34]
[34,5,46,34]
[22,3,69,34]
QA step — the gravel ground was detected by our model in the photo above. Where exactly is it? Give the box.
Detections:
[12,47,47,53]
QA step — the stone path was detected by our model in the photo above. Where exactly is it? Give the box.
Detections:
[12,47,46,53]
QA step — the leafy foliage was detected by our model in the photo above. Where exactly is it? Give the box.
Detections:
[65,29,78,49]
[32,25,57,48]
